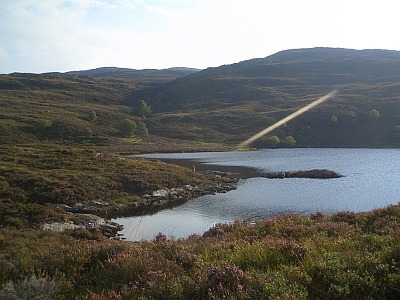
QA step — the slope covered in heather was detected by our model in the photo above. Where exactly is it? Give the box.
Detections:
[140,48,400,147]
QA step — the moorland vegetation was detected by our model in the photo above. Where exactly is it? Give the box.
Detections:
[0,47,399,298]
[1,205,399,299]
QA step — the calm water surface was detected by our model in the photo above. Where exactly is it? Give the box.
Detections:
[114,148,400,241]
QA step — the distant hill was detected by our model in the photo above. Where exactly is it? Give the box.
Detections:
[135,48,400,147]
[148,48,400,110]
[257,47,400,63]
[67,67,200,84]
[1,48,400,149]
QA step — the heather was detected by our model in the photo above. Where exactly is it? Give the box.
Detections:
[0,144,238,233]
[1,204,399,299]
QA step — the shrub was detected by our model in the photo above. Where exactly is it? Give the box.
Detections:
[84,127,93,138]
[0,274,61,300]
[154,232,167,243]
[136,122,149,136]
[308,251,398,299]
[285,135,296,146]
[369,109,380,121]
[203,262,252,299]
[118,119,136,137]
[331,211,358,224]
[266,135,280,148]
[136,100,151,117]
[87,111,97,121]
[263,267,310,299]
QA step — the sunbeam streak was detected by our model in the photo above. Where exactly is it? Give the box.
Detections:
[237,90,337,150]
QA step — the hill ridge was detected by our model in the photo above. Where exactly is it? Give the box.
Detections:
[1,47,400,148]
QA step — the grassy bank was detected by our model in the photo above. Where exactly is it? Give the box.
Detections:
[0,144,233,229]
[0,204,399,299]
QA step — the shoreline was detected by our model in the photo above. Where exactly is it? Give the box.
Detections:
[151,158,342,179]
[45,161,241,238]
[148,158,262,179]
[45,157,341,239]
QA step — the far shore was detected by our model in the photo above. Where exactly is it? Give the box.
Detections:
[141,157,342,179]
[139,157,262,179]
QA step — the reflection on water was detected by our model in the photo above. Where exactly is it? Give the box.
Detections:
[115,209,228,242]
[114,148,400,241]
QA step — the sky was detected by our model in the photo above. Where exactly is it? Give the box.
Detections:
[1,0,399,74]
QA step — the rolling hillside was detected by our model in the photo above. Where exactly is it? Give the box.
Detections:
[0,69,219,152]
[1,48,400,148]
[1,48,400,299]
[138,48,400,148]
[0,69,229,238]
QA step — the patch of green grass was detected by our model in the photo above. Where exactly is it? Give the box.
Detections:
[118,137,142,143]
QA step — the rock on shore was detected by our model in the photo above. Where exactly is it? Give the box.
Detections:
[43,213,124,239]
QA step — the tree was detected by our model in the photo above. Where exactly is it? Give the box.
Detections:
[84,127,93,138]
[136,122,149,136]
[136,100,151,117]
[285,135,296,146]
[88,111,97,121]
[118,119,137,137]
[266,135,280,148]
[395,125,400,133]
[330,115,338,123]
[369,109,380,121]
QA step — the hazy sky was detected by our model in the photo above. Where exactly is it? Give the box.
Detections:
[1,0,399,74]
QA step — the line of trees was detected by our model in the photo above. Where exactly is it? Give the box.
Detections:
[118,119,148,137]
[33,102,151,142]
[119,100,151,137]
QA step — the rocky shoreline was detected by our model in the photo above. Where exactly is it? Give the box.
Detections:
[43,170,239,239]
[106,177,239,218]
[43,213,124,239]
[42,164,341,239]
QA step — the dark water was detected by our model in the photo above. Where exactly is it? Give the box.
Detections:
[114,148,400,241]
